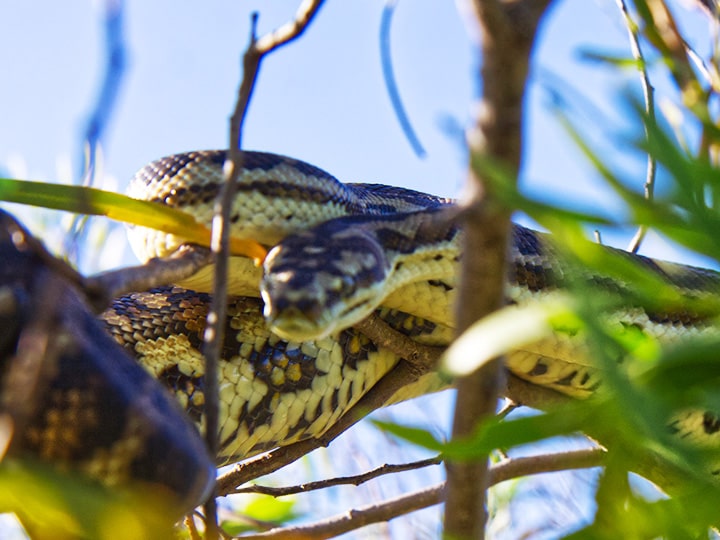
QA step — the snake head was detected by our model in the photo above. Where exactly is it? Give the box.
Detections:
[261,222,390,341]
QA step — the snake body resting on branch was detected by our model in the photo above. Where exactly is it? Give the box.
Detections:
[117,150,720,454]
[4,149,720,516]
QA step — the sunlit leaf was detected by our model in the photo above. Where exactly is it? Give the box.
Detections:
[442,293,578,377]
[0,178,267,261]
[0,458,180,539]
[221,494,299,536]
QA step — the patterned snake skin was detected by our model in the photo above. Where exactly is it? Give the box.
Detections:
[4,149,720,518]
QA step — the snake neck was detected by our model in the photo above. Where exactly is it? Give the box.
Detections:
[126,150,449,263]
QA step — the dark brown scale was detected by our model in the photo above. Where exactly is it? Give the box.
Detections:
[338,331,378,371]
[528,361,549,377]
[513,263,555,292]
[378,309,437,337]
[554,370,578,387]
[249,343,322,394]
[646,308,714,327]
[703,412,720,434]
[156,365,205,425]
[428,279,453,292]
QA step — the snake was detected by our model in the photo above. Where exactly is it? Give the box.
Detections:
[4,149,720,520]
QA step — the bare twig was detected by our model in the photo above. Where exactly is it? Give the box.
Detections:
[618,0,657,254]
[489,447,605,485]
[203,3,326,535]
[380,0,426,157]
[232,0,327,146]
[235,448,606,539]
[184,514,202,540]
[235,456,443,497]
[503,373,572,410]
[239,483,444,539]
[446,1,553,538]
[353,313,445,370]
[84,246,211,311]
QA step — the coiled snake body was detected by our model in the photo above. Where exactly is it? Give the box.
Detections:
[4,150,720,516]
[113,150,720,456]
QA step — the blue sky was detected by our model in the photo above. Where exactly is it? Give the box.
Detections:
[0,1,713,271]
[0,1,716,537]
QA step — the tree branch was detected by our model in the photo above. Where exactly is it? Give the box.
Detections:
[234,448,605,539]
[84,246,212,311]
[203,2,326,536]
[446,1,554,537]
[235,456,442,497]
[618,0,657,254]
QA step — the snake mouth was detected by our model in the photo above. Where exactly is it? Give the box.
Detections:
[267,310,336,341]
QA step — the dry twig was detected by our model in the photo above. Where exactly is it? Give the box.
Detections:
[618,0,657,254]
[234,456,443,497]
[202,2,326,536]
[234,448,605,539]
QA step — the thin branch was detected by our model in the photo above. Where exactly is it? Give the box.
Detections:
[503,373,572,410]
[446,1,553,538]
[489,447,605,485]
[232,0,327,146]
[380,0,426,157]
[203,4,326,535]
[235,448,606,539]
[83,246,211,311]
[239,483,444,539]
[254,0,326,55]
[618,0,657,254]
[184,514,202,540]
[353,313,445,371]
[234,456,443,497]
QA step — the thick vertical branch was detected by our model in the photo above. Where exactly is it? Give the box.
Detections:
[445,1,553,538]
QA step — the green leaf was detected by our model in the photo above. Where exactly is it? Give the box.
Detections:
[579,50,645,69]
[221,494,299,535]
[371,420,446,452]
[375,403,596,461]
[0,458,180,539]
[0,178,266,260]
[442,293,578,377]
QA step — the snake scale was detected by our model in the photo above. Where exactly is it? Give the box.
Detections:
[3,149,720,518]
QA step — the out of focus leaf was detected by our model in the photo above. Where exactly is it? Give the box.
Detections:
[0,458,179,539]
[0,178,267,261]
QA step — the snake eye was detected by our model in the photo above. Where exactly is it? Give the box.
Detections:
[326,274,358,297]
[340,275,357,296]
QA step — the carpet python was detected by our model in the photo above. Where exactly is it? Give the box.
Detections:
[120,150,720,459]
[3,149,720,517]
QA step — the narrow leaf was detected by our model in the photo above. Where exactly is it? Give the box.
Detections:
[442,293,577,377]
[0,178,266,261]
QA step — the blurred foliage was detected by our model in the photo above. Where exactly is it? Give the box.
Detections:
[381,0,720,537]
[0,458,181,539]
[219,494,299,536]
